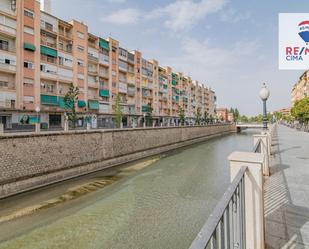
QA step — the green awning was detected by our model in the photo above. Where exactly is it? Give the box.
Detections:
[78,100,86,108]
[99,89,109,97]
[172,73,177,78]
[41,94,58,105]
[99,39,109,50]
[59,97,73,109]
[172,80,177,86]
[24,43,35,52]
[142,105,149,113]
[88,100,99,110]
[40,45,58,57]
[163,84,168,89]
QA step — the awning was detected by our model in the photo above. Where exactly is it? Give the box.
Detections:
[24,43,35,52]
[88,100,99,110]
[99,39,109,50]
[99,89,109,97]
[78,100,86,108]
[40,45,58,57]
[40,94,58,105]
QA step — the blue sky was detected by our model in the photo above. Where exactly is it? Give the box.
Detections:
[51,0,307,116]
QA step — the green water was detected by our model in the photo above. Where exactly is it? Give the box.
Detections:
[0,131,256,249]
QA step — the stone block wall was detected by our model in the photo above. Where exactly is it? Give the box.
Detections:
[0,124,235,198]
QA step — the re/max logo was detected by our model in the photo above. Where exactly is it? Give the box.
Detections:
[285,46,309,61]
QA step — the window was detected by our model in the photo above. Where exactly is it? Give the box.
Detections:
[0,39,9,51]
[77,45,84,52]
[0,81,8,88]
[77,59,84,67]
[77,31,85,39]
[24,26,34,35]
[112,47,117,52]
[45,22,53,31]
[112,70,116,76]
[24,61,34,69]
[24,9,34,18]
[59,56,64,65]
[112,82,117,88]
[119,48,127,57]
[24,96,34,103]
[24,78,34,85]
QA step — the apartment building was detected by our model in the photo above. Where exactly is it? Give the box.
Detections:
[291,70,309,106]
[0,0,216,130]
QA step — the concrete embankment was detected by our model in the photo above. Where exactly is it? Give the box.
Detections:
[0,124,235,198]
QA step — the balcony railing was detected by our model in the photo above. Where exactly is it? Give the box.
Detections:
[88,54,99,62]
[41,40,57,48]
[0,43,15,53]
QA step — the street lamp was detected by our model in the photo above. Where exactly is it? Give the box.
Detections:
[259,83,270,130]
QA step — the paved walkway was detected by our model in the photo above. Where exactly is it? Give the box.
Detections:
[265,125,309,248]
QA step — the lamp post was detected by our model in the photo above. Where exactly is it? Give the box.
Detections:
[259,83,270,130]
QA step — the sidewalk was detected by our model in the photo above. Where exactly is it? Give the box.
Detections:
[264,125,309,248]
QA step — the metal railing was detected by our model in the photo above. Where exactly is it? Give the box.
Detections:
[189,166,247,249]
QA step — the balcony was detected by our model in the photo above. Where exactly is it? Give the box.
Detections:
[0,24,16,36]
[0,62,16,72]
[0,43,15,53]
[99,54,109,66]
[88,54,99,62]
[40,39,57,49]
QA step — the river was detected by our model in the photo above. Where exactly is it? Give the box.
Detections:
[0,130,257,249]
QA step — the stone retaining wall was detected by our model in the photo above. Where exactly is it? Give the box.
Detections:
[0,124,235,198]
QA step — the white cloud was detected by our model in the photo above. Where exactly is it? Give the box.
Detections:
[220,8,251,23]
[149,0,227,31]
[100,8,140,25]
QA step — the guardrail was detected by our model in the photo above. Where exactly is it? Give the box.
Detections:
[189,166,247,249]
[189,123,277,249]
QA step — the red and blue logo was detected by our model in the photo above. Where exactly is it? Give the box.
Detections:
[285,20,309,62]
[298,20,309,44]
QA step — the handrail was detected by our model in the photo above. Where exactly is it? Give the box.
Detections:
[189,166,247,249]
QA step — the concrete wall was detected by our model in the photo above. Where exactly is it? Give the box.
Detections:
[0,124,235,198]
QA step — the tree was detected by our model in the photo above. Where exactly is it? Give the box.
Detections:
[64,83,79,127]
[204,111,209,124]
[195,107,202,125]
[291,97,309,123]
[145,103,153,126]
[178,106,185,125]
[114,94,122,128]
[234,108,240,122]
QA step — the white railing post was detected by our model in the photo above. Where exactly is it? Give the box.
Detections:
[228,151,265,249]
[0,123,4,134]
[64,119,69,132]
[35,123,40,133]
[253,134,270,176]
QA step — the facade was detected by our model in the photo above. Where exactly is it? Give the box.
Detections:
[0,0,216,130]
[216,108,231,122]
[274,107,291,116]
[291,70,309,105]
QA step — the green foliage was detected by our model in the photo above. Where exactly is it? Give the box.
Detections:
[204,111,209,123]
[178,106,185,125]
[291,97,309,123]
[195,107,202,125]
[146,103,153,126]
[273,111,283,120]
[64,83,79,127]
[114,94,122,128]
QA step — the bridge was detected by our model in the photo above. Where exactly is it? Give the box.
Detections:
[236,123,263,132]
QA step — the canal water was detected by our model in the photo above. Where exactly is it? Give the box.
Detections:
[0,130,257,249]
